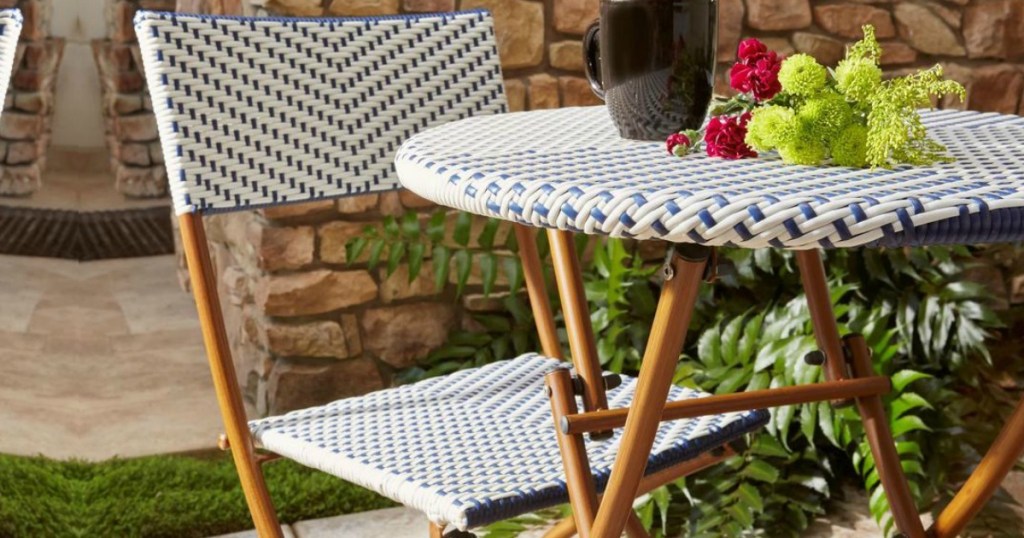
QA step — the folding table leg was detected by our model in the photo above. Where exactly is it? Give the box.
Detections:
[179,213,284,538]
[797,249,924,537]
[587,244,712,538]
[515,225,563,360]
[930,391,1024,536]
[845,335,926,538]
[548,230,609,416]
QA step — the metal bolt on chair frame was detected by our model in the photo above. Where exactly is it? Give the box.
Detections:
[136,9,768,537]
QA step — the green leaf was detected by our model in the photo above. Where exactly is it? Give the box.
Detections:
[736,482,765,513]
[479,253,498,296]
[432,245,451,291]
[477,218,500,249]
[386,241,405,277]
[502,257,524,293]
[400,211,420,240]
[345,237,367,265]
[367,238,386,271]
[741,459,781,484]
[427,210,447,242]
[407,243,425,281]
[453,212,473,247]
[890,415,931,438]
[383,215,400,239]
[454,249,472,296]
[892,370,931,392]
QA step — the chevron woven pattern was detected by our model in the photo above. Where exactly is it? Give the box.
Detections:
[396,106,1024,249]
[0,10,21,113]
[250,354,769,531]
[135,10,507,215]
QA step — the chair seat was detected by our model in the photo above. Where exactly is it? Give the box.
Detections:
[250,354,769,531]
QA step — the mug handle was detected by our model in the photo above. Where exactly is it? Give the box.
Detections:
[583,20,605,100]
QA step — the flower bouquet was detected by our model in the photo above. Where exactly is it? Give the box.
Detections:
[667,26,967,168]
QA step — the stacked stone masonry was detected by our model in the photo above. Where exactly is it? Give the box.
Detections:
[0,0,62,196]
[176,0,1024,415]
[93,0,176,198]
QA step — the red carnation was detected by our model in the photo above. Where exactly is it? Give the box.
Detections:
[730,38,783,102]
[737,38,768,61]
[666,132,692,155]
[705,113,757,160]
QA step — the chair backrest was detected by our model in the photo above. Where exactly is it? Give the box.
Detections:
[135,10,507,215]
[0,10,21,112]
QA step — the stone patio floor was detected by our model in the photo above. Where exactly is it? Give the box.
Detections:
[2,250,1022,536]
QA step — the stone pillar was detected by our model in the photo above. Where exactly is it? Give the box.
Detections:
[93,0,173,198]
[0,0,63,196]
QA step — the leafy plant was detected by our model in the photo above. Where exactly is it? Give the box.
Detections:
[352,215,1020,536]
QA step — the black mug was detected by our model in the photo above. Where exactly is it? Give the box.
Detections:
[584,0,718,141]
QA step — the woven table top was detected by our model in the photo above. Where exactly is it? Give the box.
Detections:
[395,106,1024,249]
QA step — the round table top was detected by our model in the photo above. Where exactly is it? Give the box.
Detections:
[395,106,1024,250]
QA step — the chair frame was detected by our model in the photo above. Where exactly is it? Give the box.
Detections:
[181,211,739,537]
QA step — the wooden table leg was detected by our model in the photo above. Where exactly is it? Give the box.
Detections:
[845,335,926,538]
[588,244,712,538]
[929,392,1024,537]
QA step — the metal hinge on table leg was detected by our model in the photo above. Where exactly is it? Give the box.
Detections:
[662,244,716,283]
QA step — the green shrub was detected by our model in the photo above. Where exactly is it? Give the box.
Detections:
[360,210,1022,537]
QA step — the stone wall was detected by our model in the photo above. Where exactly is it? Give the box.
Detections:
[716,0,1024,113]
[176,0,1024,416]
[93,0,175,198]
[0,0,62,196]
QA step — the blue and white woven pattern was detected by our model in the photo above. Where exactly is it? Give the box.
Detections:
[250,354,768,530]
[0,10,21,109]
[135,10,506,215]
[396,107,1024,249]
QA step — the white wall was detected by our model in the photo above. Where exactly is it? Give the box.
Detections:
[50,0,107,149]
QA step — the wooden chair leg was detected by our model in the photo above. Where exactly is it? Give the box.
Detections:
[930,391,1024,537]
[179,213,284,538]
[588,245,711,538]
[429,522,444,538]
[515,224,563,360]
[548,368,600,538]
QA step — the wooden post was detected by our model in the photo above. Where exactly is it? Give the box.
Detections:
[178,213,283,538]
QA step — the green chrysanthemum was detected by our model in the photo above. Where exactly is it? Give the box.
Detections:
[798,92,855,139]
[745,105,797,152]
[777,54,827,97]
[831,123,869,168]
[778,120,827,166]
[835,58,882,102]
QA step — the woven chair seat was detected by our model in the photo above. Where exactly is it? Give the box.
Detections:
[395,106,1024,250]
[250,354,768,531]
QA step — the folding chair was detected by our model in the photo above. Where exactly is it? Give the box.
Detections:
[136,10,768,536]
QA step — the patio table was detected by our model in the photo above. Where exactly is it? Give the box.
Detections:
[395,105,1024,538]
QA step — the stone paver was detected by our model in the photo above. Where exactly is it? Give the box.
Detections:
[0,254,224,460]
[292,507,425,537]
